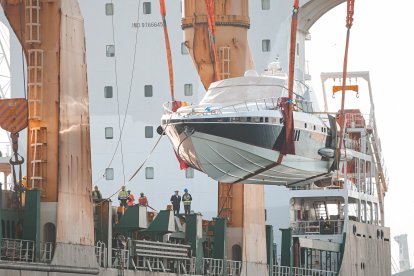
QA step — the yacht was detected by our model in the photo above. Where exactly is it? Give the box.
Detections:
[162,62,334,186]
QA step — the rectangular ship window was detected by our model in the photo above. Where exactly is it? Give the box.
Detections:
[105,127,113,139]
[262,39,271,52]
[105,168,114,180]
[105,3,114,15]
[106,45,115,57]
[181,42,189,55]
[145,126,153,138]
[261,0,270,10]
[104,86,113,98]
[145,167,154,179]
[184,84,193,96]
[144,85,153,97]
[185,168,194,179]
[143,2,151,14]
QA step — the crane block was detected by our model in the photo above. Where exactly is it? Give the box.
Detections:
[0,98,28,134]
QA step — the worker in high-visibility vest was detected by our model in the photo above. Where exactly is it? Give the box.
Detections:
[182,188,192,215]
[118,186,128,208]
[21,176,27,188]
[127,190,135,207]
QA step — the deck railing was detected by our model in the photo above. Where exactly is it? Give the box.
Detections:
[0,238,53,263]
[203,258,224,275]
[163,97,313,116]
[273,265,338,276]
[226,260,242,276]
[291,220,344,235]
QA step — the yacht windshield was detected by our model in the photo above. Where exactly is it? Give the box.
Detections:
[199,76,287,105]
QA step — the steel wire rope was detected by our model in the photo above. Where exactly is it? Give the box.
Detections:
[109,0,127,186]
[97,0,142,186]
[94,112,174,212]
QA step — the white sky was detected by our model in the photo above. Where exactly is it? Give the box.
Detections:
[307,0,414,271]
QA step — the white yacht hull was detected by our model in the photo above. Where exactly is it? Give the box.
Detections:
[162,113,331,185]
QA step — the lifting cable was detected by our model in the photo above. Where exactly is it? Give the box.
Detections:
[95,0,143,187]
[109,0,127,185]
[336,0,355,168]
[94,113,174,212]
[204,0,221,82]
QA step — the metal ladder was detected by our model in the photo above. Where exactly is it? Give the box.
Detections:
[218,183,233,224]
[314,201,328,220]
[219,47,230,79]
[29,127,47,194]
[26,0,43,120]
[25,0,41,44]
[27,49,43,120]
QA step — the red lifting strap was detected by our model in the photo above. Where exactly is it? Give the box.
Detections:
[346,0,355,28]
[337,0,356,165]
[159,0,175,102]
[204,0,221,81]
[283,0,300,156]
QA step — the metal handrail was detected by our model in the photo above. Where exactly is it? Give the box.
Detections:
[39,241,53,263]
[1,238,34,262]
[227,260,242,276]
[163,97,314,116]
[111,248,129,270]
[272,265,338,276]
[290,219,344,235]
[0,239,54,263]
[203,258,224,275]
[95,241,107,267]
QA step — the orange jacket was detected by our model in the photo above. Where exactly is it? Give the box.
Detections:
[138,196,148,206]
[127,194,135,206]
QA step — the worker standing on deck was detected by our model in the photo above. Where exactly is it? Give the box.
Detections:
[170,190,181,215]
[118,186,129,208]
[92,185,102,202]
[182,188,192,215]
[127,190,135,207]
[138,192,148,206]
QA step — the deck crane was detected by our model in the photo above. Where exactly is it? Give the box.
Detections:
[0,0,96,267]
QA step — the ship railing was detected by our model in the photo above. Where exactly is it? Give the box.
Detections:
[291,220,344,235]
[289,183,344,191]
[226,260,242,276]
[95,241,107,267]
[111,247,129,270]
[0,238,35,262]
[272,265,337,276]
[39,241,53,263]
[163,97,314,116]
[0,238,54,263]
[203,257,224,275]
[129,239,191,273]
